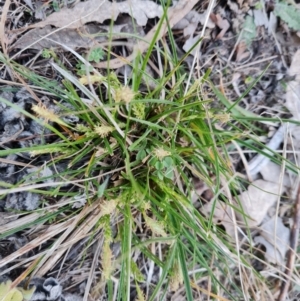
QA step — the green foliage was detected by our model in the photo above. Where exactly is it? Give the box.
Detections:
[76,62,93,76]
[149,155,174,180]
[52,0,60,12]
[0,281,35,301]
[42,49,51,59]
[274,1,300,30]
[136,148,147,161]
[75,48,105,75]
[87,47,105,63]
[132,102,146,120]
[241,15,256,46]
[97,176,110,197]
[131,261,145,282]
[254,2,263,9]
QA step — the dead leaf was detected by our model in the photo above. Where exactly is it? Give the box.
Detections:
[231,72,242,96]
[268,12,277,35]
[236,179,279,227]
[118,15,145,52]
[34,0,47,20]
[183,23,198,38]
[210,13,230,39]
[254,217,290,264]
[177,7,228,54]
[32,0,163,28]
[287,49,300,79]
[12,24,126,50]
[95,0,199,69]
[248,125,288,178]
[227,0,239,14]
[71,195,87,209]
[289,125,300,150]
[201,200,236,239]
[23,0,34,10]
[286,80,300,120]
[260,161,291,188]
[285,49,300,119]
[174,10,215,30]
[182,34,201,54]
[235,41,250,62]
[253,9,269,28]
[0,212,19,226]
[191,177,209,204]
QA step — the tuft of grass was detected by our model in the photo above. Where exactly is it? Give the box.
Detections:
[0,4,299,301]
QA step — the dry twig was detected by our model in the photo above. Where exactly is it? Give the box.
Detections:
[0,0,11,56]
[277,183,300,301]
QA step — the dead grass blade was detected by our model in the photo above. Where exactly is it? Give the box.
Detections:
[190,281,232,301]
[0,212,47,234]
[10,257,40,288]
[0,166,125,195]
[37,201,102,276]
[0,220,74,269]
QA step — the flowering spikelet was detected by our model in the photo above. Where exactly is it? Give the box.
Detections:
[76,124,98,138]
[114,86,135,103]
[131,261,145,282]
[32,104,66,125]
[208,147,215,161]
[132,102,145,120]
[214,113,231,123]
[99,199,118,216]
[169,261,183,291]
[29,147,63,157]
[153,148,171,161]
[101,218,114,280]
[79,75,103,85]
[94,124,114,138]
[95,147,106,158]
[143,202,151,211]
[143,213,167,237]
[75,123,91,133]
[135,283,146,301]
[101,240,113,280]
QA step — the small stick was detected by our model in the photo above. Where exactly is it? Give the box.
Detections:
[0,0,11,56]
[277,183,300,301]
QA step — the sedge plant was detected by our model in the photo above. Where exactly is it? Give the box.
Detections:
[0,4,299,301]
